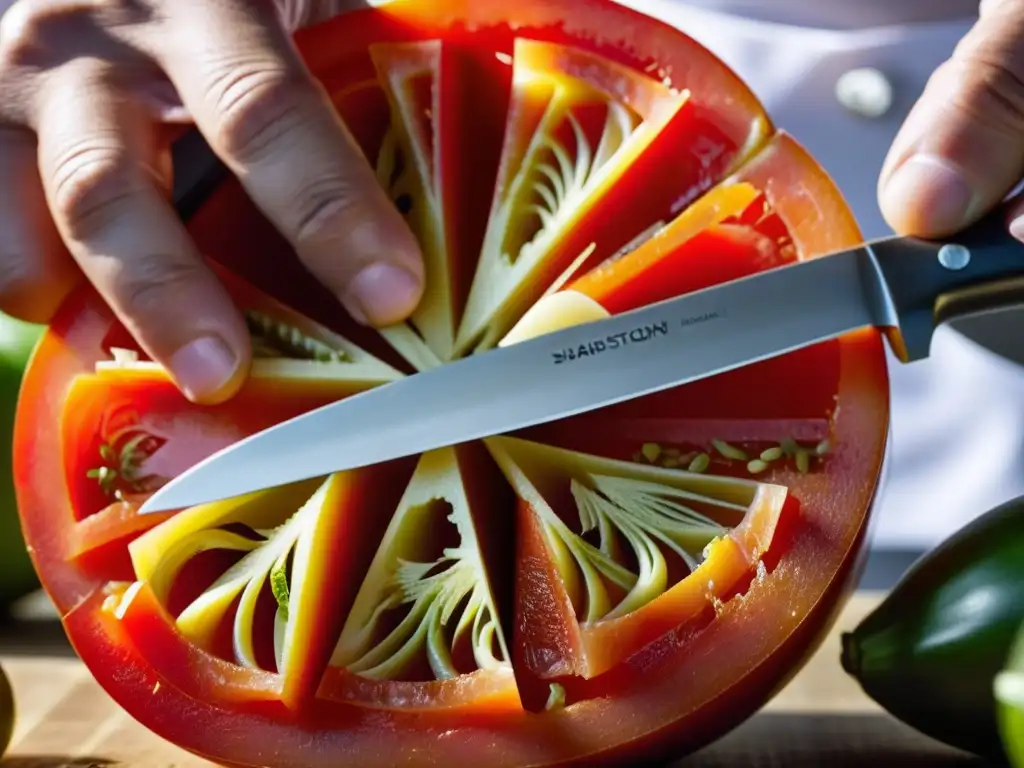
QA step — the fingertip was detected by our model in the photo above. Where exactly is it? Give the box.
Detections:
[167,333,250,405]
[1007,197,1024,244]
[129,280,254,405]
[297,198,425,326]
[878,154,978,237]
[1010,216,1024,243]
[342,262,424,326]
[342,205,425,325]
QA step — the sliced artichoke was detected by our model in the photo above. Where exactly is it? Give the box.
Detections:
[332,447,510,682]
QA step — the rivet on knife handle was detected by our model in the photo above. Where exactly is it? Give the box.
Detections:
[868,204,1024,362]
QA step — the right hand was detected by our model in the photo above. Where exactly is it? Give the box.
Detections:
[0,0,425,405]
[878,0,1024,240]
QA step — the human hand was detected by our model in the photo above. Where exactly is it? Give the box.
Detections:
[878,0,1024,239]
[0,0,424,405]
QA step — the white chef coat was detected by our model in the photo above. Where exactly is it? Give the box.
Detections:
[613,0,1024,551]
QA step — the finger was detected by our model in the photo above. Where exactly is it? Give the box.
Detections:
[151,0,424,326]
[31,61,251,404]
[1003,193,1024,242]
[878,0,1024,237]
[0,126,79,323]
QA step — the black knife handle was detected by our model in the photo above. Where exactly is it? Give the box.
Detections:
[171,127,227,223]
[868,203,1024,361]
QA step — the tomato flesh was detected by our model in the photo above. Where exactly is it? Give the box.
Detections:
[13,1,889,766]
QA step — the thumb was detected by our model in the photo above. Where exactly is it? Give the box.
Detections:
[878,0,1024,238]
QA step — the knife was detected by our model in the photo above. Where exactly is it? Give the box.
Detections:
[171,126,228,220]
[138,203,1024,515]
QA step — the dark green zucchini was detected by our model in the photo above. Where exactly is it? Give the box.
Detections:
[841,494,1024,761]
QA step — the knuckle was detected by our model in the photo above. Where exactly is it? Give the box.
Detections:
[0,0,79,68]
[91,0,154,27]
[49,139,137,240]
[109,254,208,321]
[0,0,149,86]
[291,176,363,246]
[204,64,316,163]
[0,0,47,69]
[942,51,1024,139]
[967,61,1024,135]
[0,1,145,123]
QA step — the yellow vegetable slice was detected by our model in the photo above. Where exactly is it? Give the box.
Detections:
[485,435,785,625]
[129,472,376,709]
[332,446,511,683]
[370,41,460,362]
[454,37,691,354]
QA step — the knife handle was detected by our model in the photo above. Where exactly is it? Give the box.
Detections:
[868,203,1024,362]
[171,127,228,223]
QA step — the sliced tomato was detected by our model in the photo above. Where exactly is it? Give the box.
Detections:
[16,267,406,613]
[326,39,511,361]
[566,181,783,314]
[13,1,889,767]
[451,36,766,354]
[493,434,790,685]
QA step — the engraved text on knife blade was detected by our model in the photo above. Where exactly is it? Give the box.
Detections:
[551,311,722,365]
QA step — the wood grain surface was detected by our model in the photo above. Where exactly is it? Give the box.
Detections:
[0,591,996,767]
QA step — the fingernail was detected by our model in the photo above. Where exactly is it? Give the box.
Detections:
[881,155,975,233]
[1011,215,1024,243]
[169,335,240,402]
[343,263,422,326]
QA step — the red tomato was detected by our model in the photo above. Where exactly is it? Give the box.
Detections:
[13,1,890,766]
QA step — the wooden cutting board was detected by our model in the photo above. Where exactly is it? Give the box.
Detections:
[0,592,995,767]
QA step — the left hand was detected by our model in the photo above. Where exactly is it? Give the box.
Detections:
[0,0,424,405]
[878,0,1024,239]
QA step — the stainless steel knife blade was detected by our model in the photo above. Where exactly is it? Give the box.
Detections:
[139,245,896,514]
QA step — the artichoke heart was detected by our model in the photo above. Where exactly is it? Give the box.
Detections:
[487,436,783,625]
[128,475,350,678]
[455,37,688,354]
[332,447,510,682]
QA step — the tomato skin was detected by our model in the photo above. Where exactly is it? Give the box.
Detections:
[13,280,394,613]
[13,0,892,766]
[15,287,114,613]
[294,0,770,148]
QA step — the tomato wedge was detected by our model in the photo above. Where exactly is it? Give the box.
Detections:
[13,1,889,766]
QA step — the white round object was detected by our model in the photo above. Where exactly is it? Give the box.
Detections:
[834,67,894,119]
[938,243,971,271]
